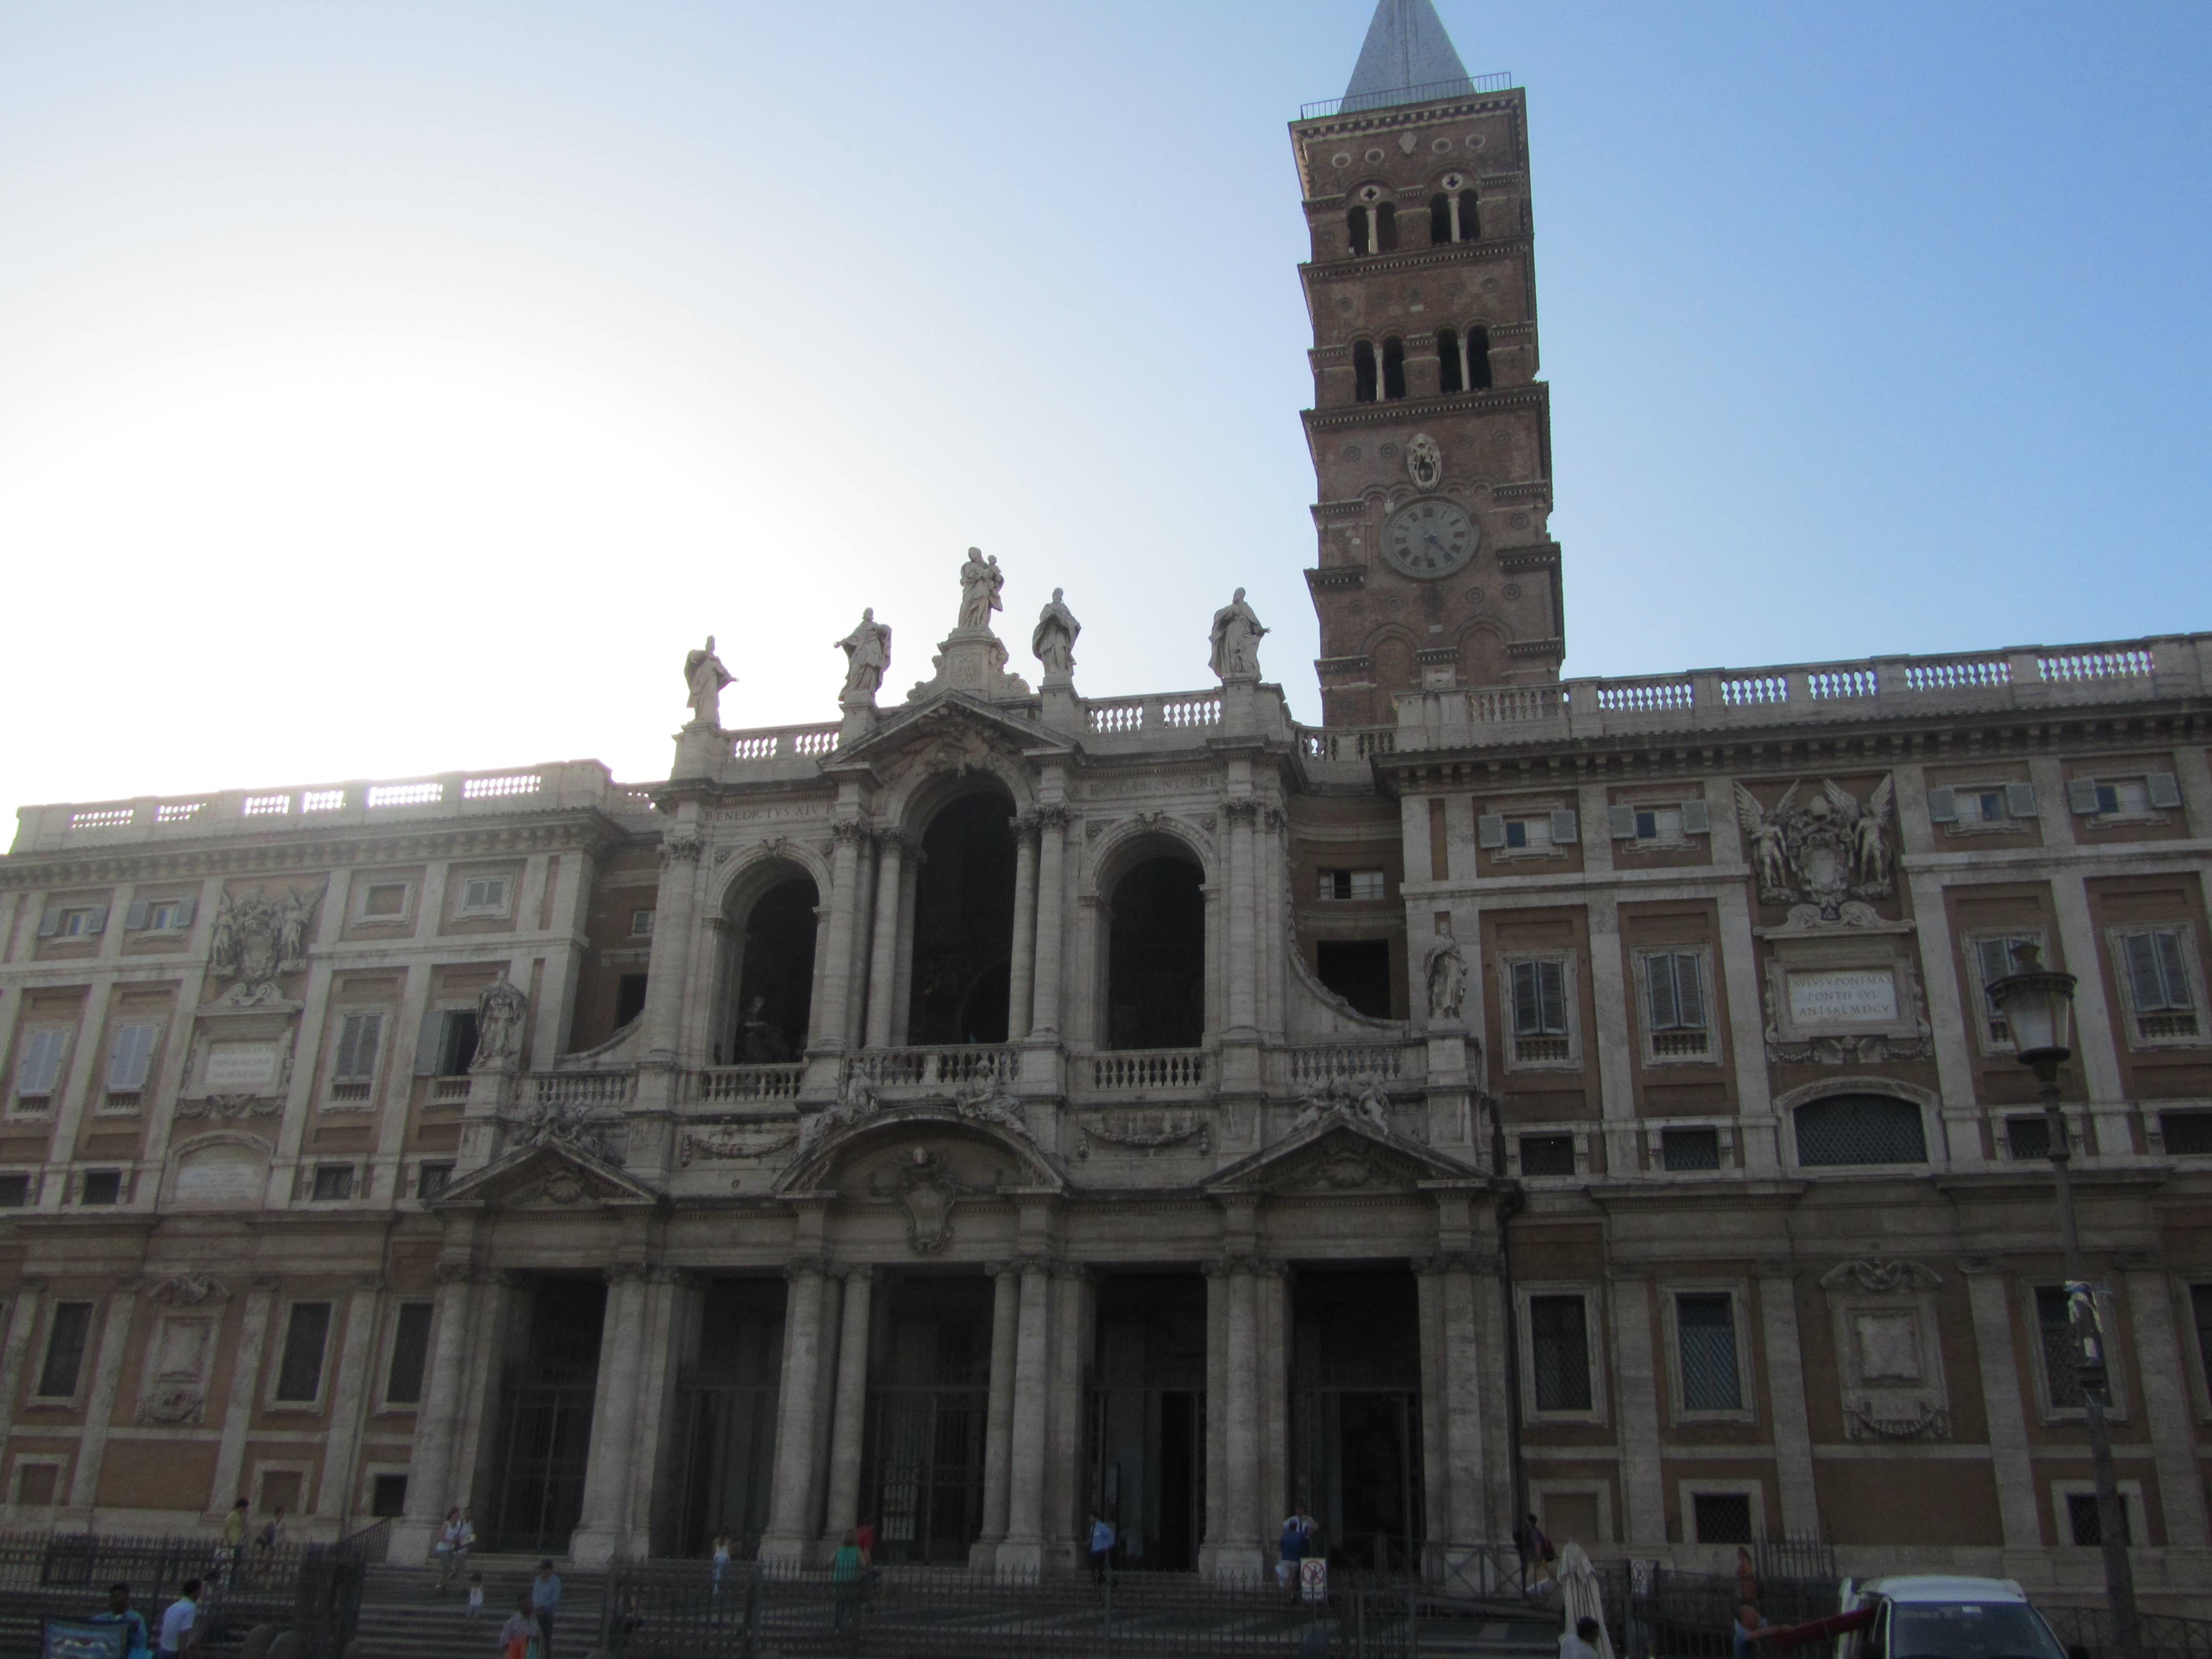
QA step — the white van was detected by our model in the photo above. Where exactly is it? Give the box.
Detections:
[1834,1576,2071,1659]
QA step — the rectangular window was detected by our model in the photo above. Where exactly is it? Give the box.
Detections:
[37,1303,94,1397]
[2068,1492,2131,1547]
[1529,1294,1592,1411]
[1510,960,1568,1038]
[416,1162,454,1200]
[1503,817,1549,851]
[629,908,656,938]
[148,899,189,931]
[13,1028,69,1102]
[105,1023,160,1093]
[2190,1285,2212,1391]
[360,882,409,919]
[2165,1112,2212,1156]
[2037,1285,2090,1409]
[1676,1293,1742,1412]
[1317,869,1387,901]
[1643,952,1708,1056]
[0,1174,29,1206]
[415,1009,478,1077]
[311,1164,355,1201]
[1519,1134,1576,1178]
[1693,1493,1754,1545]
[273,1302,334,1402]
[370,1473,410,1519]
[457,876,509,916]
[1973,933,2044,1046]
[333,1013,384,1083]
[385,1303,434,1405]
[2116,927,2198,1040]
[2006,1115,2053,1160]
[615,974,649,1029]
[78,1171,121,1205]
[1662,1127,1721,1172]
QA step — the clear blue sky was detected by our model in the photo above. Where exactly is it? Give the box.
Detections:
[2,2,2206,825]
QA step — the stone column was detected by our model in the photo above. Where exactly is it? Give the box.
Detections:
[1584,892,1637,1171]
[760,1260,831,1563]
[811,823,869,1051]
[641,830,705,1068]
[863,838,905,1049]
[392,1269,476,1558]
[1202,1262,1228,1570]
[845,832,880,1051]
[1608,1273,1667,1549]
[1222,1260,1262,1570]
[1029,810,1070,1036]
[999,1260,1054,1571]
[2123,1268,2210,1549]
[313,1278,384,1528]
[1225,801,1259,1035]
[2046,869,2128,1130]
[1755,1265,1820,1538]
[1415,1266,1450,1546]
[1437,1258,1491,1543]
[571,1264,652,1565]
[821,1267,874,1545]
[66,1280,141,1512]
[1961,1258,2044,1551]
[1006,819,1040,1042]
[1045,1265,1095,1569]
[208,1279,278,1519]
[974,1264,1022,1565]
[0,1282,45,1449]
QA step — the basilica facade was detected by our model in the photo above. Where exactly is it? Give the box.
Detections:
[1,0,2209,1609]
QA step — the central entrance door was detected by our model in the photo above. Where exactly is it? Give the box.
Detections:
[487,1277,606,1554]
[1088,1273,1207,1571]
[675,1278,786,1559]
[864,1275,993,1563]
[1291,1268,1424,1572]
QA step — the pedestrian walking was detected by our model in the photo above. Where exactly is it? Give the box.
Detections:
[530,1560,563,1658]
[854,1518,875,1566]
[254,1507,285,1566]
[498,1592,543,1659]
[463,1573,485,1626]
[154,1579,201,1659]
[91,1582,151,1659]
[1276,1512,1306,1598]
[1733,1603,1769,1659]
[221,1501,248,1583]
[831,1529,866,1631]
[1088,1513,1116,1586]
[710,1531,731,1593]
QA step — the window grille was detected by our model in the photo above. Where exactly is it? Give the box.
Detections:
[2068,1493,2130,1547]
[2036,1286,2088,1409]
[1793,1094,1927,1166]
[311,1164,354,1201]
[416,1162,454,1200]
[1529,1295,1592,1411]
[1519,1134,1576,1177]
[1675,1293,1742,1411]
[0,1174,28,1206]
[274,1302,333,1402]
[1662,1127,1721,1172]
[78,1171,121,1205]
[2163,1112,2212,1156]
[1692,1493,1753,1544]
[2006,1115,2053,1160]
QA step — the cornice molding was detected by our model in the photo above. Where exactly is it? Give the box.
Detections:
[1304,385,1548,435]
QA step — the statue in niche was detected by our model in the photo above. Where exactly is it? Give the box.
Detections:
[835,608,893,704]
[1423,934,1468,1023]
[1030,587,1080,682]
[472,973,528,1071]
[1208,588,1267,680]
[738,995,788,1062]
[957,547,1005,631]
[683,635,734,728]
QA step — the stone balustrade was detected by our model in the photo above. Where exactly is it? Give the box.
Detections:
[531,1070,635,1110]
[1392,632,2210,750]
[1089,1049,1209,1093]
[849,1045,1018,1092]
[687,1064,804,1104]
[14,758,655,853]
[728,725,840,762]
[1277,1042,1424,1088]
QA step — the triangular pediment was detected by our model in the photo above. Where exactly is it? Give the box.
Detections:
[433,1139,665,1211]
[1203,1109,1483,1197]
[833,693,1071,772]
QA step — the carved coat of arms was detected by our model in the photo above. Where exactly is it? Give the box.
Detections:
[890,1147,961,1254]
[208,885,324,1005]
[1735,778,1895,924]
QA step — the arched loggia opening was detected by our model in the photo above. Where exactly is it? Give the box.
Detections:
[1105,855,1206,1049]
[907,792,1017,1045]
[716,866,819,1064]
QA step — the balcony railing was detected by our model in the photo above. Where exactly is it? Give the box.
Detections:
[1282,1043,1420,1087]
[1084,690,1223,741]
[689,1064,804,1104]
[1300,71,1515,120]
[532,1071,635,1109]
[729,725,840,762]
[852,1046,1017,1091]
[1090,1050,1208,1092]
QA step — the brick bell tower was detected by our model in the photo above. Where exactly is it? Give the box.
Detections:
[1292,0,1561,728]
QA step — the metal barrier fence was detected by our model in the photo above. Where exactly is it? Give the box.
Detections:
[1593,1564,1838,1659]
[597,1559,1550,1658]
[2041,1605,2212,1659]
[0,1526,376,1657]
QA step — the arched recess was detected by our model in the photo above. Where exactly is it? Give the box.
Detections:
[1370,632,1419,698]
[906,790,1019,1045]
[711,853,824,1064]
[1456,620,1509,689]
[1102,847,1208,1051]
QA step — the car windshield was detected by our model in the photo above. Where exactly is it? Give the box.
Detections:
[1892,1602,2068,1659]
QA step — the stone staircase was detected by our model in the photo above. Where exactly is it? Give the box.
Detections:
[350,1558,606,1659]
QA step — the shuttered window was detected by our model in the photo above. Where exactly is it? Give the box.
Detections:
[2119,929,2192,1012]
[1644,953,1705,1031]
[13,1030,69,1099]
[105,1023,160,1092]
[1509,960,1568,1037]
[333,1013,384,1083]
[1971,933,2044,1045]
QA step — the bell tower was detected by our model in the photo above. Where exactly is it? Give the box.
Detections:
[1292,0,1562,727]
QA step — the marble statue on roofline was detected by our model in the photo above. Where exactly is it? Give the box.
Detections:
[835,608,892,705]
[1208,587,1267,681]
[958,547,1005,632]
[683,635,734,729]
[1031,588,1080,684]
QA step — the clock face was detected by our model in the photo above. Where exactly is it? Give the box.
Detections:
[1382,498,1478,579]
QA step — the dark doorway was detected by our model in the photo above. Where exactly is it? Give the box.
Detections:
[907,794,1016,1045]
[864,1276,993,1562]
[1089,1274,1207,1571]
[730,877,818,1061]
[1107,858,1206,1050]
[676,1278,785,1559]
[614,972,648,1029]
[1292,1269,1422,1571]
[489,1277,606,1554]
[1316,938,1392,1019]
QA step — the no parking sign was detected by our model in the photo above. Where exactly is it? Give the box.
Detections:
[1300,1558,1329,1603]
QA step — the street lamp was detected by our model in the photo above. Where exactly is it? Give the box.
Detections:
[1986,943,2142,1659]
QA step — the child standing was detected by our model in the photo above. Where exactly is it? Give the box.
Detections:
[463,1573,484,1626]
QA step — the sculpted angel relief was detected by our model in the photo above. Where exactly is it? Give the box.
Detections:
[1734,776,1896,923]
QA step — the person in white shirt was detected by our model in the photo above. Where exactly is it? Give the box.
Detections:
[154,1579,200,1659]
[1561,1615,1606,1659]
[463,1573,485,1626]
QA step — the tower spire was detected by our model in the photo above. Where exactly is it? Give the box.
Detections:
[1342,0,1470,105]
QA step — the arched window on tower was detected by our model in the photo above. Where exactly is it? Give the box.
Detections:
[1346,206,1368,258]
[1464,324,1493,389]
[1374,201,1398,253]
[1381,337,1406,401]
[1430,187,1478,244]
[1436,328,1463,395]
[1353,339,1378,404]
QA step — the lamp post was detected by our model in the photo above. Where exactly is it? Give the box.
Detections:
[1986,944,2142,1659]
